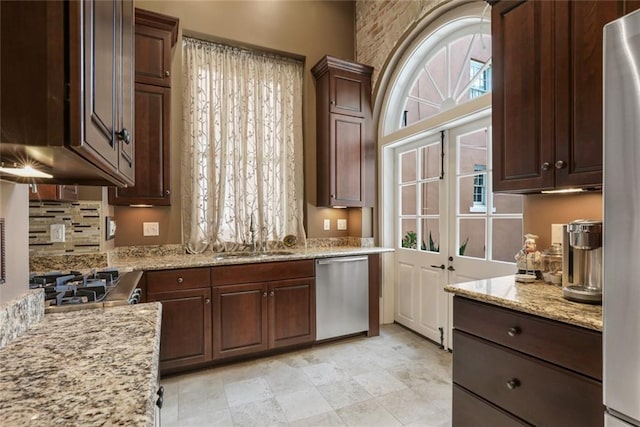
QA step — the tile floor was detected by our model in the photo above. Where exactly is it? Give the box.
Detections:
[159,323,452,427]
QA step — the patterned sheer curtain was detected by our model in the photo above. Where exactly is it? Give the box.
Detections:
[182,37,306,254]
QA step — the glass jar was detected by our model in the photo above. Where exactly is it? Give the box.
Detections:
[542,243,563,285]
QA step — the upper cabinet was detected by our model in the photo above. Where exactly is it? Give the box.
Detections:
[491,0,640,193]
[109,9,178,206]
[312,56,375,207]
[29,185,79,203]
[0,0,135,187]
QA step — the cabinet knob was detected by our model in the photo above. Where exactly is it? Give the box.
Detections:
[116,128,131,144]
[165,189,171,196]
[263,292,267,297]
[165,70,170,77]
[330,100,335,105]
[507,327,520,337]
[541,162,551,171]
[205,298,211,304]
[269,290,275,297]
[506,379,520,390]
[177,277,183,284]
[555,160,566,169]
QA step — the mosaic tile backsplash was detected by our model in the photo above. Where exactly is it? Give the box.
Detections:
[29,201,102,255]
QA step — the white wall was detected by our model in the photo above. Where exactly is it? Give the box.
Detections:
[0,182,29,304]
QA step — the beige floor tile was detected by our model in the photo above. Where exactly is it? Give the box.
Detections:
[336,399,402,427]
[352,369,408,397]
[289,410,346,427]
[275,386,334,422]
[225,377,274,408]
[376,387,445,425]
[302,361,350,386]
[264,364,315,395]
[229,398,288,427]
[317,377,373,410]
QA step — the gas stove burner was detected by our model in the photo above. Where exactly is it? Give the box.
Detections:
[30,268,120,307]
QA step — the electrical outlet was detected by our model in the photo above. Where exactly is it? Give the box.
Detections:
[50,224,65,243]
[337,219,347,230]
[143,222,160,237]
[323,219,330,231]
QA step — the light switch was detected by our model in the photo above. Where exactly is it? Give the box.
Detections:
[323,219,330,231]
[143,222,160,236]
[337,219,347,230]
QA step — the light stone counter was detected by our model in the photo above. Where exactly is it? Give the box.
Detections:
[109,246,393,272]
[445,275,602,331]
[0,303,162,426]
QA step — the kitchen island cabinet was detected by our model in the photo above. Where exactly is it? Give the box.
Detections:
[146,268,212,372]
[491,0,640,193]
[0,303,162,426]
[446,278,603,427]
[212,260,315,361]
[1,0,135,186]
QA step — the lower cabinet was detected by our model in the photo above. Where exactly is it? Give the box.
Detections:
[212,260,315,361]
[146,268,213,372]
[452,296,603,427]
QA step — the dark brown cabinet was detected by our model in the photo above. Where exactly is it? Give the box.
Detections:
[212,260,315,361]
[146,268,212,372]
[312,56,374,207]
[28,185,79,202]
[452,296,603,427]
[0,0,135,187]
[492,0,640,193]
[109,9,178,206]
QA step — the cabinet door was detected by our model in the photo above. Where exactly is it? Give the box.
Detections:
[329,113,366,207]
[268,278,316,348]
[329,69,369,118]
[109,83,171,205]
[147,287,212,371]
[134,18,173,86]
[117,0,135,183]
[28,185,78,202]
[213,283,269,360]
[492,0,555,193]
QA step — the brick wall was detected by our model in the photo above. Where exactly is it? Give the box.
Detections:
[355,0,451,91]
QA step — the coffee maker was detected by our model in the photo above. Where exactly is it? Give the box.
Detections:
[562,219,603,304]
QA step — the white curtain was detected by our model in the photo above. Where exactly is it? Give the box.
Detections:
[182,37,305,254]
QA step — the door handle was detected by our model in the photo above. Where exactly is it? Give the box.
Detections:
[431,264,445,270]
[447,265,455,271]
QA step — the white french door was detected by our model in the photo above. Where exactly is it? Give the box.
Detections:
[394,114,523,349]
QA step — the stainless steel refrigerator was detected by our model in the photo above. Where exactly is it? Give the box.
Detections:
[604,9,640,427]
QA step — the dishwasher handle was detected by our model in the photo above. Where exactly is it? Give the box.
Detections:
[317,256,369,265]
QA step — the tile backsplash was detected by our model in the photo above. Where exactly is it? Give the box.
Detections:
[29,201,102,255]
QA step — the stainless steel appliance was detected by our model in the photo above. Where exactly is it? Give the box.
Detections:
[29,269,143,313]
[604,10,640,427]
[561,220,603,304]
[315,256,369,340]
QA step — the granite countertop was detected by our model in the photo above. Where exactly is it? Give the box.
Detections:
[444,275,602,331]
[0,303,162,426]
[110,246,393,272]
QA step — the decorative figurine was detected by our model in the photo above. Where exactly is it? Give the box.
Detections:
[515,233,543,279]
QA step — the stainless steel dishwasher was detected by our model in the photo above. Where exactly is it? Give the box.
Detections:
[315,256,369,340]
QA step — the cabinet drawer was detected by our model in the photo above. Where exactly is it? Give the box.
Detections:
[453,331,603,427]
[213,260,314,285]
[453,296,601,380]
[146,268,211,292]
[453,385,530,427]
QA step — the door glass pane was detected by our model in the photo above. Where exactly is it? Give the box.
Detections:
[421,144,441,179]
[421,181,439,215]
[400,150,417,183]
[492,218,523,262]
[401,184,417,215]
[459,218,486,259]
[493,193,523,214]
[421,218,440,253]
[401,219,418,249]
[458,174,487,215]
[458,128,487,175]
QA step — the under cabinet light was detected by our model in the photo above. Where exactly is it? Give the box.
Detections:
[540,188,586,194]
[0,164,53,178]
[129,204,154,208]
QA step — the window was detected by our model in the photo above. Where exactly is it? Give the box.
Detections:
[181,38,306,254]
[469,59,491,98]
[472,164,487,208]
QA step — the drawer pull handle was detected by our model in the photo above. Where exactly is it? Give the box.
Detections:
[269,291,275,297]
[506,379,520,390]
[507,327,520,337]
[263,292,267,297]
[177,277,184,284]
